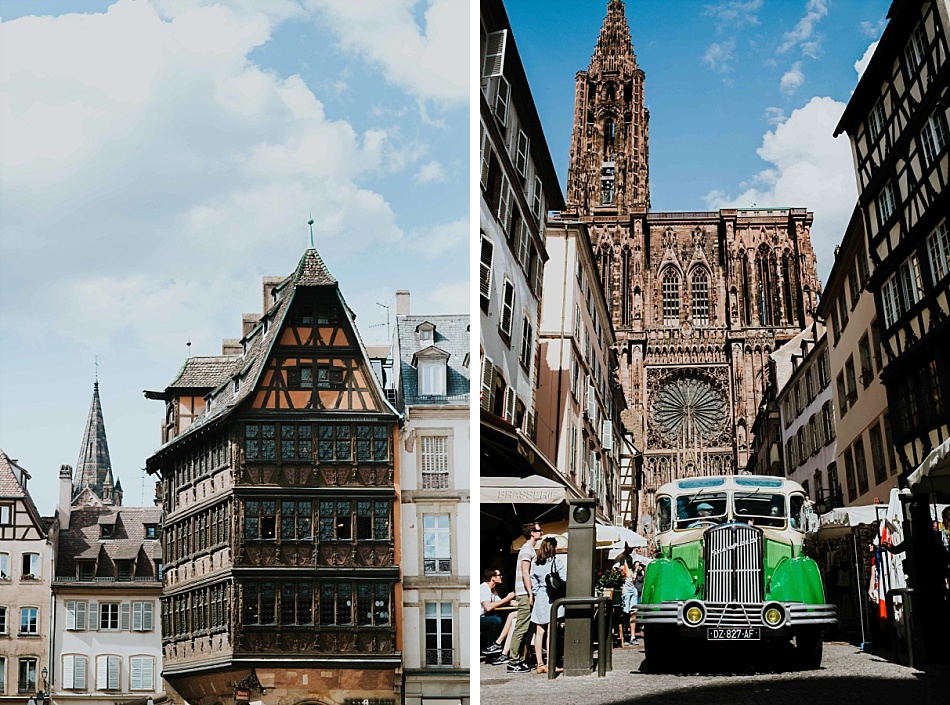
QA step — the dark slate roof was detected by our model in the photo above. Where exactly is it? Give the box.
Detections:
[148,249,395,463]
[396,314,470,405]
[0,449,46,532]
[168,356,240,390]
[56,505,163,580]
[73,381,114,500]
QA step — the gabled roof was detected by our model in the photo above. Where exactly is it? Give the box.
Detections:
[56,505,163,581]
[168,356,240,390]
[396,314,470,405]
[0,449,48,535]
[148,249,395,464]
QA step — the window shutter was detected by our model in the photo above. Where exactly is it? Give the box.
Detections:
[480,358,494,412]
[498,173,511,229]
[602,420,613,451]
[516,130,530,177]
[76,601,86,630]
[89,602,98,631]
[142,657,154,690]
[130,658,142,690]
[143,602,153,632]
[132,602,143,631]
[108,655,120,690]
[480,126,492,189]
[479,237,494,301]
[494,76,511,127]
[500,281,515,336]
[64,654,74,689]
[482,29,507,78]
[518,221,530,271]
[66,602,76,631]
[504,388,517,423]
[97,656,107,690]
[120,602,130,631]
[74,655,87,690]
[588,382,596,420]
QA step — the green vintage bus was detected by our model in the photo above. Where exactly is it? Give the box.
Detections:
[638,475,836,671]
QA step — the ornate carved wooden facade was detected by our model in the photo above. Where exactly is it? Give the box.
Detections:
[146,249,400,705]
[559,1,823,527]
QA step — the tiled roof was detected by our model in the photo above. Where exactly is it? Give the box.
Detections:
[0,449,45,531]
[56,505,163,580]
[149,248,393,461]
[396,314,470,405]
[168,356,240,390]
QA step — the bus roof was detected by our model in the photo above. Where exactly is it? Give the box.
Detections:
[656,474,806,495]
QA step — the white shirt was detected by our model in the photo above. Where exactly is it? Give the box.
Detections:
[480,581,499,616]
[515,542,536,596]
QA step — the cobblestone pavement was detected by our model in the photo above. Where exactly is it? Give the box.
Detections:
[480,641,950,705]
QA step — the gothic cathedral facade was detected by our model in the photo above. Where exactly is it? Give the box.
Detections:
[559,1,824,527]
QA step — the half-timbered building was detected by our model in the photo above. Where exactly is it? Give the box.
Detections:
[833,0,950,663]
[144,249,401,705]
[0,450,53,701]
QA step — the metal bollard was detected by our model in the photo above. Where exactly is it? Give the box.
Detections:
[547,595,613,679]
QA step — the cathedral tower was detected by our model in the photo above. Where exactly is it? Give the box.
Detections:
[73,380,120,505]
[555,1,822,528]
[567,0,650,213]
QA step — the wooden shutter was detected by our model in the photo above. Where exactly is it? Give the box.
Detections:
[602,420,613,451]
[130,658,142,690]
[142,602,153,631]
[504,387,516,423]
[96,656,107,689]
[142,657,154,690]
[132,602,142,631]
[64,654,74,688]
[494,76,511,126]
[120,602,130,631]
[479,237,494,301]
[89,602,98,631]
[481,29,507,78]
[108,655,120,690]
[66,602,76,630]
[480,357,494,412]
[76,601,86,630]
[74,655,87,690]
[480,125,492,189]
[516,130,530,177]
[498,173,511,229]
[500,281,515,336]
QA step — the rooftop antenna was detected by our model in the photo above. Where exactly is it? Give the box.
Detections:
[369,301,391,342]
[94,355,99,384]
[308,214,315,249]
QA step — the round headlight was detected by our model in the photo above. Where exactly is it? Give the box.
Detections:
[762,603,785,628]
[684,602,705,626]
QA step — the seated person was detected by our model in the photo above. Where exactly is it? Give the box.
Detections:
[687,502,716,528]
[480,568,515,656]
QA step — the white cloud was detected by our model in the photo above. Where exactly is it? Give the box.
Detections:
[415,159,447,184]
[303,0,467,106]
[703,0,762,31]
[780,62,805,95]
[703,39,736,73]
[764,106,787,125]
[777,0,828,55]
[855,41,879,79]
[860,18,887,39]
[703,96,857,283]
[0,0,412,352]
[407,218,467,258]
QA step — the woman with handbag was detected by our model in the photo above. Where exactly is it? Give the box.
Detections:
[530,536,567,674]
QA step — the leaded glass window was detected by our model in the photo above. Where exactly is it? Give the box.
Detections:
[691,269,709,327]
[662,270,679,327]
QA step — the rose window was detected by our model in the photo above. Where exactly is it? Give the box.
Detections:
[651,376,726,444]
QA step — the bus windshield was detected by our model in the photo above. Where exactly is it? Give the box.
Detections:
[674,492,727,529]
[733,492,786,527]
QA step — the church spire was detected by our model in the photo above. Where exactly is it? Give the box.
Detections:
[589,0,636,76]
[74,379,115,502]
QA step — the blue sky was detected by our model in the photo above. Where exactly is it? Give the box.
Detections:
[505,0,889,281]
[0,0,468,513]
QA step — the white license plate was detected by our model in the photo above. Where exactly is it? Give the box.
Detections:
[707,627,760,641]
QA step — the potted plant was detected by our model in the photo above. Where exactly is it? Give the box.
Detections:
[596,567,625,602]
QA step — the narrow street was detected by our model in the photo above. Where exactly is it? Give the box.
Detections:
[480,641,949,705]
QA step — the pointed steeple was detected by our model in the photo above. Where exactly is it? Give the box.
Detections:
[589,0,637,76]
[74,380,115,503]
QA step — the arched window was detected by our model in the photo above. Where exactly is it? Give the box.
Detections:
[599,246,612,313]
[757,245,774,326]
[741,253,752,325]
[621,247,631,326]
[691,269,709,327]
[662,269,680,327]
[604,119,615,158]
[782,251,794,324]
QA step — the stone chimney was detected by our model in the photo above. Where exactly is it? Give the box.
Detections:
[263,276,284,313]
[222,338,242,356]
[242,314,262,337]
[396,290,410,316]
[59,464,73,529]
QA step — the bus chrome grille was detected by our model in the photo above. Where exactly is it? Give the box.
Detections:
[704,523,764,603]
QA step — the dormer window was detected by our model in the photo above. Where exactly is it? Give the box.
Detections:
[100,524,114,539]
[78,562,95,580]
[145,525,158,540]
[116,561,133,581]
[419,359,447,396]
[416,321,436,343]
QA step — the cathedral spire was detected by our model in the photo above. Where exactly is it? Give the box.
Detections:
[590,0,636,75]
[74,379,115,502]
